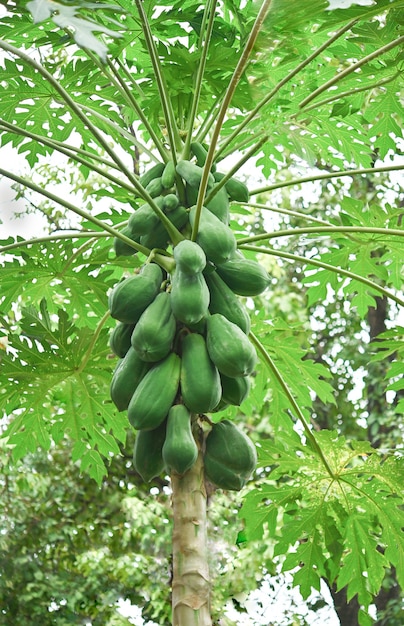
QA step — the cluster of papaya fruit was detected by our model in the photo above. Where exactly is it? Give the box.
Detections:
[108,143,270,490]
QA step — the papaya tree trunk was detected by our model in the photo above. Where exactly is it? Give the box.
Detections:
[171,449,211,626]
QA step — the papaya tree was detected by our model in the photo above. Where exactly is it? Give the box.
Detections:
[0,1,403,625]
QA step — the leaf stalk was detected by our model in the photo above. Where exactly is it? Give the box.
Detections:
[240,244,404,308]
[249,331,335,479]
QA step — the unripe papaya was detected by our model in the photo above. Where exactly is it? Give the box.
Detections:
[204,271,250,334]
[131,292,177,362]
[113,226,140,257]
[206,314,257,378]
[128,202,161,236]
[162,404,198,475]
[173,239,206,275]
[189,206,236,265]
[180,333,222,414]
[185,316,207,335]
[139,162,165,189]
[140,225,169,251]
[108,263,163,324]
[170,268,210,325]
[205,184,230,224]
[176,160,215,189]
[184,182,199,207]
[133,420,167,482]
[214,171,249,203]
[110,347,150,412]
[166,204,189,231]
[109,322,136,358]
[216,256,270,296]
[140,205,188,250]
[204,420,257,491]
[145,177,164,198]
[127,352,181,430]
[190,141,208,166]
[220,373,250,406]
[161,161,176,189]
[163,193,180,212]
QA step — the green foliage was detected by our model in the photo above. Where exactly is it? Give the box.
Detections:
[0,298,125,484]
[0,440,173,625]
[241,431,404,626]
[1,0,403,623]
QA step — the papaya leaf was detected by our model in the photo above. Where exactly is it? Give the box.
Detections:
[0,301,127,482]
[241,430,404,617]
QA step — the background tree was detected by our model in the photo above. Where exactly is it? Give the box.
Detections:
[1,1,403,625]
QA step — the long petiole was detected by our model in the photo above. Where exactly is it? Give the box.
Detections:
[0,120,139,195]
[75,103,158,163]
[240,202,333,226]
[205,134,269,203]
[134,0,182,155]
[295,72,400,117]
[0,229,174,273]
[240,244,404,309]
[237,225,404,245]
[214,18,358,160]
[0,232,105,255]
[183,0,218,158]
[0,40,144,192]
[106,57,169,161]
[249,164,404,195]
[192,0,272,239]
[0,167,150,255]
[249,331,335,479]
[1,165,183,250]
[299,35,404,109]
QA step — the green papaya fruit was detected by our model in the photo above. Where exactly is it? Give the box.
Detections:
[140,226,169,251]
[189,206,236,265]
[139,162,165,189]
[109,322,136,358]
[211,398,229,413]
[131,292,177,362]
[170,268,210,325]
[133,420,167,482]
[204,271,250,334]
[173,239,206,275]
[166,204,189,231]
[190,141,208,166]
[145,177,164,198]
[184,182,199,207]
[204,420,257,491]
[216,256,270,296]
[185,316,207,335]
[162,404,198,475]
[180,333,222,414]
[128,202,161,236]
[110,347,150,412]
[163,193,180,212]
[176,160,215,189]
[220,373,251,406]
[206,184,230,224]
[140,205,188,250]
[127,352,181,430]
[206,314,257,378]
[108,263,163,324]
[214,171,249,203]
[113,225,141,257]
[161,161,176,189]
